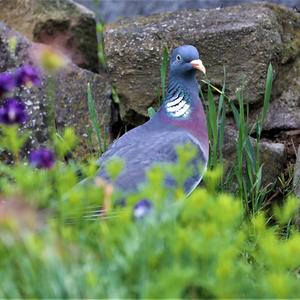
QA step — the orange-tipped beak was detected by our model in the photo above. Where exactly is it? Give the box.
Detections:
[190,59,206,74]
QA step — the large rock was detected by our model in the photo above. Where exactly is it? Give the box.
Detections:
[0,22,111,160]
[104,3,300,125]
[76,0,300,23]
[0,0,99,72]
[223,125,286,187]
[251,6,300,132]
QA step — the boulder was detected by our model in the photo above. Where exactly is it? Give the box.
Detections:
[263,61,300,131]
[251,6,300,132]
[104,3,300,126]
[0,0,99,72]
[76,0,300,23]
[223,125,286,187]
[0,22,111,160]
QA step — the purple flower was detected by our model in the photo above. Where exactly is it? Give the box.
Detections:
[0,98,27,125]
[133,199,153,219]
[15,65,41,87]
[0,72,15,96]
[29,148,56,169]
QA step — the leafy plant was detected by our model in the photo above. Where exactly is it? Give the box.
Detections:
[0,144,300,297]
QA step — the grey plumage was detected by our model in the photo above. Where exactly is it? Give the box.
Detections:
[97,119,206,193]
[95,45,209,195]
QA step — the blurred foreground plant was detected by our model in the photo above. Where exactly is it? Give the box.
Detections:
[0,53,299,299]
[0,153,300,298]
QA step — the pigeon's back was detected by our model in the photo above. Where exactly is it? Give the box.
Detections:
[97,118,206,194]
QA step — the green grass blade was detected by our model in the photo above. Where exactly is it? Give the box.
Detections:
[148,107,156,118]
[207,85,218,168]
[262,64,273,123]
[217,67,226,163]
[96,22,106,67]
[87,82,103,154]
[161,47,169,101]
[230,102,240,128]
[257,63,273,138]
[217,67,226,120]
[245,137,256,174]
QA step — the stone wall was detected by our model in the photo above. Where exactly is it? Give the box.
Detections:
[76,0,300,22]
[0,0,299,193]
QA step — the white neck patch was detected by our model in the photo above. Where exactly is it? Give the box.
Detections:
[165,94,191,118]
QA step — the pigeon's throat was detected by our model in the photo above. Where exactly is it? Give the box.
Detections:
[164,79,197,119]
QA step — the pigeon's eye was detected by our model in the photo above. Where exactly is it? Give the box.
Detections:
[176,55,182,61]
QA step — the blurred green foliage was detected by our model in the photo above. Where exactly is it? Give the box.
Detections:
[0,124,300,298]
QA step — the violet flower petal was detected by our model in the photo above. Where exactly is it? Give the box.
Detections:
[133,199,153,219]
[0,98,27,125]
[29,148,56,169]
[15,65,41,88]
[0,72,15,96]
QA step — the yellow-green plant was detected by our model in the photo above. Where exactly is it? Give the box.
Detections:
[0,137,300,298]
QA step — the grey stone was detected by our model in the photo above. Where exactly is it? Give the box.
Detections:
[260,141,285,185]
[104,3,299,125]
[0,22,111,160]
[264,60,300,131]
[250,6,300,132]
[76,0,300,23]
[0,0,99,72]
[223,124,286,187]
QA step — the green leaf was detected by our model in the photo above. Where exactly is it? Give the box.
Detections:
[105,158,125,181]
[259,63,273,137]
[160,47,169,101]
[148,107,156,118]
[207,84,218,168]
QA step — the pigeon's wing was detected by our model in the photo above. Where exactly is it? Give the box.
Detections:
[96,125,207,193]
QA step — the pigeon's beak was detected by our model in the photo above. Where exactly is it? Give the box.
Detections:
[190,59,206,74]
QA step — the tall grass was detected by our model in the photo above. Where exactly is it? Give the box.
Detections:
[203,64,273,215]
[153,49,274,215]
[160,47,169,101]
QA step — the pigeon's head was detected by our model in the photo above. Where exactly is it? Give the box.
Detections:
[169,45,206,78]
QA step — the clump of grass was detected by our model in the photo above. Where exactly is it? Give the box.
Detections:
[203,64,274,215]
[203,68,226,170]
